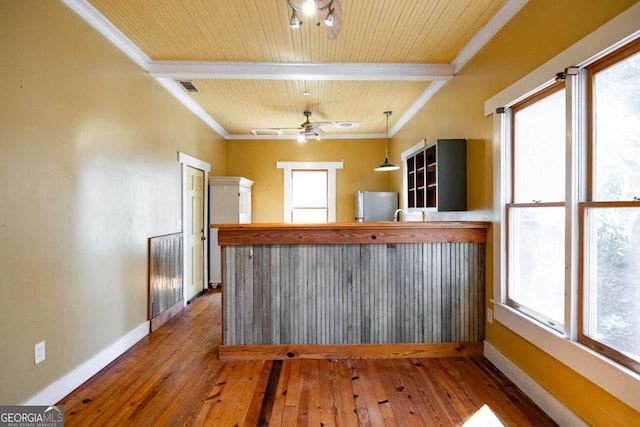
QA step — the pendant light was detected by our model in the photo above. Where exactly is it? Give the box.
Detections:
[374,111,399,172]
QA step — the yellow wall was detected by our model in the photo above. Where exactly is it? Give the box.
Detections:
[391,0,640,425]
[2,0,639,423]
[225,139,390,223]
[0,1,225,403]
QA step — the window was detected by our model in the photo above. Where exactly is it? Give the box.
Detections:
[290,170,328,223]
[501,39,640,374]
[277,161,343,223]
[580,39,640,373]
[489,12,640,410]
[506,84,566,331]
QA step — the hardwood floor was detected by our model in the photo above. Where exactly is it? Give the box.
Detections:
[58,289,557,426]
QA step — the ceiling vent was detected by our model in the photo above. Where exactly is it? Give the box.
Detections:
[177,80,200,93]
[333,121,359,129]
[251,128,283,136]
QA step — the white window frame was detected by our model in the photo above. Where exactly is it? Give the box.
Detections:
[506,83,568,333]
[485,4,640,412]
[277,161,343,223]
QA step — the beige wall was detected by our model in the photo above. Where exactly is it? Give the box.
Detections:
[390,0,640,425]
[0,1,224,403]
[225,139,390,223]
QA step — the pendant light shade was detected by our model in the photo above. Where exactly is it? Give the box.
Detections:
[374,111,399,172]
[374,157,400,171]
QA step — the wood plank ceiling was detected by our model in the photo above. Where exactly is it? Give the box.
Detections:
[79,0,513,139]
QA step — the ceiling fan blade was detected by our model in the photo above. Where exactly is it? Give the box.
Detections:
[325,0,342,40]
[311,121,333,128]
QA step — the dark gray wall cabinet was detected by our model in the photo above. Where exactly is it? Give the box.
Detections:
[407,139,467,211]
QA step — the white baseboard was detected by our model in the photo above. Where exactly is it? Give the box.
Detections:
[24,321,149,405]
[484,341,587,427]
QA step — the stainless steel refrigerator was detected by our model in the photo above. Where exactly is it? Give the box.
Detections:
[354,191,398,222]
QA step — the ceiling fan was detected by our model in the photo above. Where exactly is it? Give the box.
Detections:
[288,0,343,40]
[279,110,332,143]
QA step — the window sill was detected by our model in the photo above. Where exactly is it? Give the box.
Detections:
[492,302,640,412]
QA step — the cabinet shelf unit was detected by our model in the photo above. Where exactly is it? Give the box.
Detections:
[406,139,466,211]
[208,176,253,286]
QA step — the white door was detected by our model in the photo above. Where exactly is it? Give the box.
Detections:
[185,166,205,302]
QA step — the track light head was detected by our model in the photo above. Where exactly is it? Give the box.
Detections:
[290,9,302,28]
[324,8,335,26]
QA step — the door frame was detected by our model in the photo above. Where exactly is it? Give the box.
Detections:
[178,152,211,304]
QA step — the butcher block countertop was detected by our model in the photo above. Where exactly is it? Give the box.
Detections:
[212,221,490,245]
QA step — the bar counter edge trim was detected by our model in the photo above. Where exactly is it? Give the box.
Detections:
[213,221,490,245]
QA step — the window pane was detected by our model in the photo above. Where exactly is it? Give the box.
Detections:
[292,170,327,208]
[593,51,640,201]
[584,207,640,361]
[508,206,565,325]
[513,89,566,202]
[292,208,327,223]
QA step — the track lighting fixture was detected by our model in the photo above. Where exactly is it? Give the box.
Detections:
[288,0,341,38]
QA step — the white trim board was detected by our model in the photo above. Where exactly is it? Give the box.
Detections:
[484,341,588,427]
[149,61,454,82]
[23,321,149,405]
[493,303,640,412]
[178,152,212,173]
[178,152,212,302]
[485,2,640,116]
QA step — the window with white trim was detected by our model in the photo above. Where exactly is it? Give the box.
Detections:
[501,37,640,374]
[290,169,328,223]
[507,84,566,331]
[579,39,640,373]
[277,161,343,223]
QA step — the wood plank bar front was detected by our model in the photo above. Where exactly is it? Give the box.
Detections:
[214,221,489,358]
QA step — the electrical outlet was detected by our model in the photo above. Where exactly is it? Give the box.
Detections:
[35,341,46,365]
[487,308,493,325]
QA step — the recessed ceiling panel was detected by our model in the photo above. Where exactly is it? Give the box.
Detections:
[184,79,430,134]
[82,0,514,138]
[89,0,506,63]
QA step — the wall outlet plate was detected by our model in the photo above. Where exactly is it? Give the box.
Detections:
[487,308,493,325]
[35,341,46,364]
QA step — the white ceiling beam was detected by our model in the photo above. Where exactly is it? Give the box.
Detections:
[451,0,529,73]
[62,0,152,70]
[148,61,454,82]
[225,133,385,141]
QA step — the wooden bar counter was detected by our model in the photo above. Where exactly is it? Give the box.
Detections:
[213,222,489,360]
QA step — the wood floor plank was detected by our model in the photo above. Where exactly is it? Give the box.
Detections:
[391,359,446,426]
[58,290,557,427]
[407,359,463,426]
[329,359,360,427]
[362,359,398,426]
[316,359,338,426]
[376,359,427,426]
